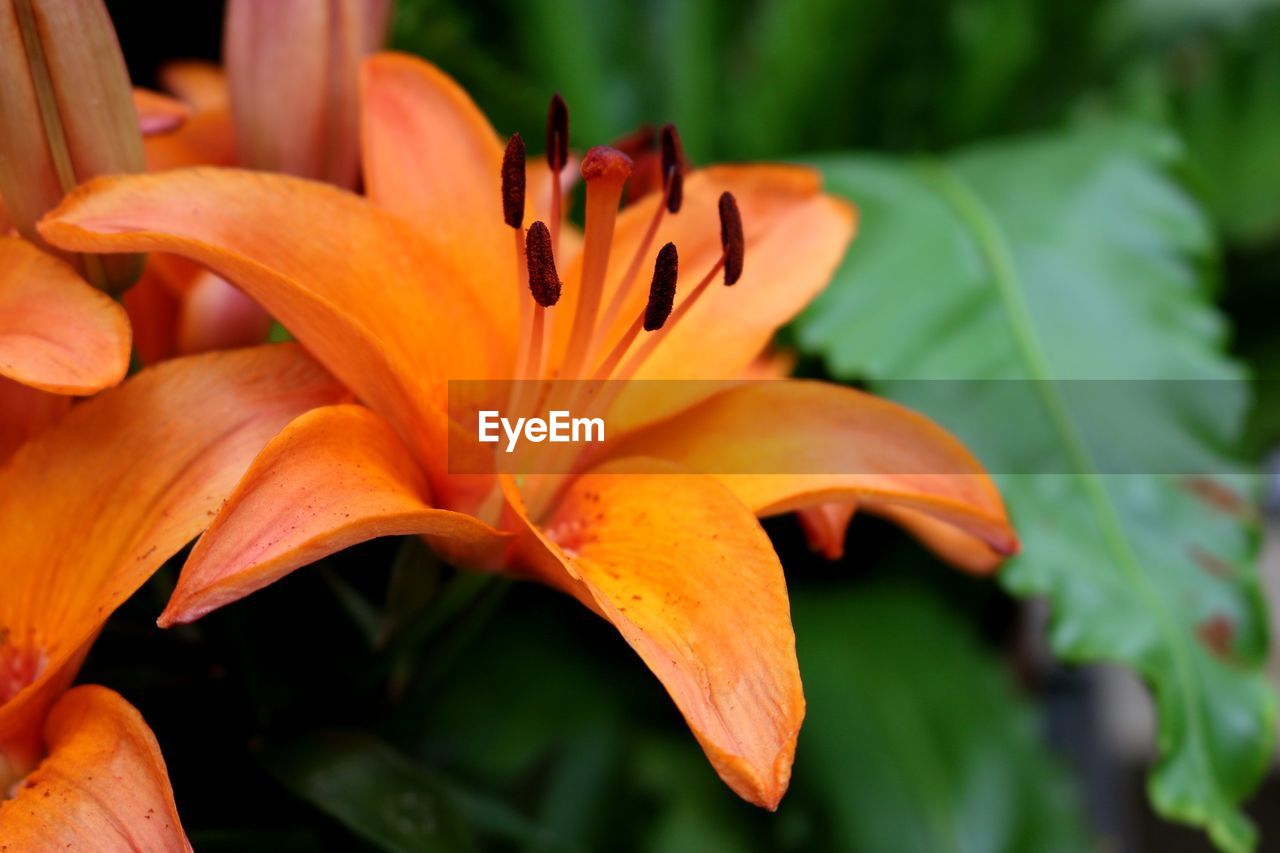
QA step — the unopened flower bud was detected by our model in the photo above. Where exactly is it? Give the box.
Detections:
[225,0,392,189]
[0,0,146,291]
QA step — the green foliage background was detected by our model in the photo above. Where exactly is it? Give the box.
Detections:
[101,0,1280,851]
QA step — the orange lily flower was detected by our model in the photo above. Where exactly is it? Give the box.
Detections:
[0,344,345,844]
[40,54,1017,808]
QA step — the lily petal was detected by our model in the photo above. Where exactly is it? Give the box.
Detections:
[0,235,129,394]
[0,344,345,757]
[872,505,1009,573]
[162,405,508,627]
[360,52,519,338]
[132,88,190,136]
[143,107,235,172]
[122,266,181,365]
[606,381,1018,569]
[0,377,69,463]
[796,502,857,560]
[553,166,854,389]
[502,459,804,809]
[144,64,234,172]
[158,61,228,112]
[0,686,189,852]
[40,169,507,492]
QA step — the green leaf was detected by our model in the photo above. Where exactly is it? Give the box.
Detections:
[261,731,476,853]
[794,583,1090,853]
[795,121,1276,851]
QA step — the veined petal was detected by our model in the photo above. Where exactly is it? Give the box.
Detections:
[40,168,508,495]
[162,405,508,626]
[0,377,69,463]
[502,459,804,809]
[0,686,189,852]
[360,52,520,339]
[606,381,1018,570]
[0,344,345,755]
[552,166,854,388]
[0,235,129,394]
[225,0,388,188]
[872,505,1008,573]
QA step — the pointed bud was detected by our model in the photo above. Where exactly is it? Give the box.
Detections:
[525,221,561,308]
[501,133,526,229]
[546,93,569,173]
[225,0,391,189]
[0,0,146,290]
[719,191,744,285]
[644,242,679,331]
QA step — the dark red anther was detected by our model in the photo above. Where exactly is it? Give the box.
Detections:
[660,125,682,180]
[501,133,526,228]
[718,191,744,285]
[644,242,679,331]
[525,221,562,307]
[666,169,683,214]
[660,124,684,214]
[546,93,569,173]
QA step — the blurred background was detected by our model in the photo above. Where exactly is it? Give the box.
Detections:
[95,1,1280,850]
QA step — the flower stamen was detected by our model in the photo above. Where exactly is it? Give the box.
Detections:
[501,133,526,230]
[517,220,561,382]
[546,93,569,255]
[660,124,685,215]
[612,191,743,383]
[719,190,745,285]
[591,242,678,382]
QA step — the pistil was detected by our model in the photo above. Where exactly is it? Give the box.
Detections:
[559,146,633,381]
